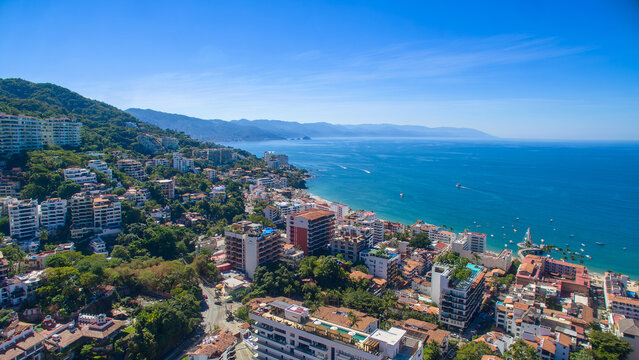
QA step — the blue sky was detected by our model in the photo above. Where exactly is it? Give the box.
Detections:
[1,0,638,139]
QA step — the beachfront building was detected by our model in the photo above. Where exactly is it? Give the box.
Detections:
[38,198,67,230]
[287,209,336,255]
[8,200,39,241]
[411,221,458,244]
[431,262,487,330]
[359,248,401,281]
[63,168,97,184]
[0,113,42,155]
[329,202,350,220]
[153,179,175,199]
[225,221,282,279]
[248,298,424,360]
[87,160,113,181]
[604,272,639,320]
[116,159,146,181]
[516,256,590,297]
[451,237,513,271]
[459,231,486,253]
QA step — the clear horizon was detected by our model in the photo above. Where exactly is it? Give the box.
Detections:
[1,1,638,140]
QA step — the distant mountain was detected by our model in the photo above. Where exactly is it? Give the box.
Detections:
[126,108,495,142]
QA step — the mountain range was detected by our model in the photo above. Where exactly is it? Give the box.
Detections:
[126,108,495,142]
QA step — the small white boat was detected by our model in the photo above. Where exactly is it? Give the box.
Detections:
[581,243,586,247]
[580,248,585,252]
[586,255,592,259]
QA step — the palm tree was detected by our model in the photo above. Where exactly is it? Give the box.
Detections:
[347,311,360,327]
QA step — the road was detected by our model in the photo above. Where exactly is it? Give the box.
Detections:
[163,284,245,360]
[236,341,255,360]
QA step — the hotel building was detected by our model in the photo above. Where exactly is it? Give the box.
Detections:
[431,263,487,330]
[225,221,282,279]
[87,160,113,181]
[287,209,336,255]
[248,298,424,360]
[173,153,195,172]
[516,256,590,297]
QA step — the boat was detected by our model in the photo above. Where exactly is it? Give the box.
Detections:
[516,217,520,221]
[400,193,404,198]
[580,248,585,252]
[509,240,513,243]
[581,243,586,247]
[596,242,605,246]
[550,218,553,222]
[456,183,462,188]
[623,247,627,251]
[586,255,592,259]
[569,234,575,238]
[490,234,494,238]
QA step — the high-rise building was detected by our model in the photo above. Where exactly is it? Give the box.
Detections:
[153,179,175,199]
[343,211,384,245]
[208,148,233,165]
[173,153,195,172]
[41,117,81,147]
[116,159,146,180]
[359,248,401,281]
[0,114,81,156]
[264,151,289,168]
[69,193,94,239]
[224,221,282,279]
[462,231,486,253]
[248,298,424,360]
[0,114,42,155]
[39,198,67,230]
[287,209,336,255]
[8,199,39,240]
[93,195,121,234]
[330,224,372,261]
[431,262,487,330]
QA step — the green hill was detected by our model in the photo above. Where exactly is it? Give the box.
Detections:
[0,78,207,154]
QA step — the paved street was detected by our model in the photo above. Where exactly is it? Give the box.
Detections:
[236,341,255,360]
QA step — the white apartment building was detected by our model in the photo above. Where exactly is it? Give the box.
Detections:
[431,262,486,330]
[93,195,121,234]
[604,272,639,320]
[123,187,151,208]
[146,158,170,167]
[89,238,108,255]
[87,160,113,181]
[39,198,67,230]
[63,168,97,184]
[329,202,350,220]
[0,113,42,155]
[459,231,486,253]
[116,159,146,180]
[8,200,39,240]
[359,248,401,281]
[41,117,81,147]
[343,211,384,245]
[173,153,195,172]
[249,299,424,360]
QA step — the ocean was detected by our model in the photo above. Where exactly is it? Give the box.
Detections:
[224,138,639,277]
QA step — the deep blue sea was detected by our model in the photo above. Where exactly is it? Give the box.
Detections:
[225,138,639,277]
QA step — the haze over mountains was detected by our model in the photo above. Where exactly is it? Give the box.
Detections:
[126,108,495,142]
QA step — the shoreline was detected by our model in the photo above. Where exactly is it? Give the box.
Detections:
[303,189,610,283]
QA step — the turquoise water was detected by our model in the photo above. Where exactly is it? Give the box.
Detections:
[226,138,639,277]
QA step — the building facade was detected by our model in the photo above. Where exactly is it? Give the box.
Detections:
[287,209,336,255]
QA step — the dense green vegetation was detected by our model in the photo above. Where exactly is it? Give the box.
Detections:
[454,341,495,360]
[570,331,633,360]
